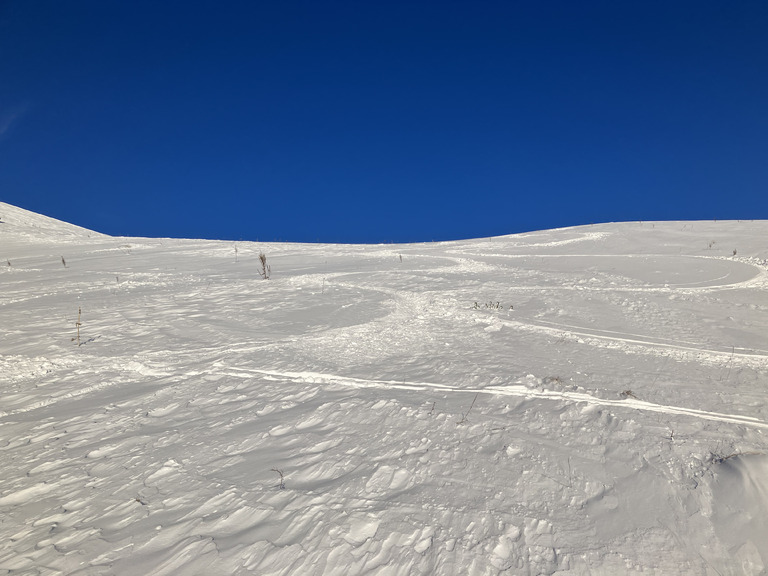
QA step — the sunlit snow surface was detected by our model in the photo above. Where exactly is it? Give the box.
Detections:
[1,201,767,575]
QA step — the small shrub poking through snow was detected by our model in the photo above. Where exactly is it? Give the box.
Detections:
[71,307,82,346]
[271,468,285,489]
[259,252,271,280]
[473,301,511,310]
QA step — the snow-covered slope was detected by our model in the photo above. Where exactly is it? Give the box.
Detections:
[0,202,107,244]
[1,203,767,575]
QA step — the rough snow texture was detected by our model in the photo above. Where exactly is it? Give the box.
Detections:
[1,201,767,575]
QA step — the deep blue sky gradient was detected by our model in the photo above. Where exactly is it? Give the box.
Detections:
[1,1,767,242]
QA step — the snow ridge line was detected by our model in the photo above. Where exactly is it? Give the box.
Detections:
[251,369,768,430]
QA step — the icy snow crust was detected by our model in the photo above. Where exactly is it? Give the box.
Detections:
[1,201,767,575]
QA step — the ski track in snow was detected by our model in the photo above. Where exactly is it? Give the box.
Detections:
[494,317,768,369]
[2,206,768,576]
[249,368,768,430]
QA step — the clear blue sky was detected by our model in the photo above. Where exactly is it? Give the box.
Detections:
[1,1,767,243]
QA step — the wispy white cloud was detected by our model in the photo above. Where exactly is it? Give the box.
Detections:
[0,104,29,140]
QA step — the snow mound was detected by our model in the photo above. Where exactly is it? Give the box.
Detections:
[710,453,768,574]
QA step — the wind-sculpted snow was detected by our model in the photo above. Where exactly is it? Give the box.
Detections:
[1,202,768,575]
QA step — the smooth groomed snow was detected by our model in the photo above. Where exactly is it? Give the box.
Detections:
[1,201,767,576]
